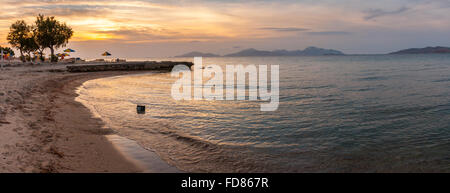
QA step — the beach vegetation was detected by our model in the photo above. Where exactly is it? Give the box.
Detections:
[34,14,73,62]
[23,30,40,62]
[7,20,31,62]
[6,15,73,63]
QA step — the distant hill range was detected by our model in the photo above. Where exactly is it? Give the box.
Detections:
[175,46,344,57]
[390,46,450,54]
[175,51,221,57]
[225,47,344,57]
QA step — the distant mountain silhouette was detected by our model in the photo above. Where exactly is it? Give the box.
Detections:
[175,51,220,57]
[225,48,275,57]
[225,47,344,57]
[175,47,345,57]
[390,46,450,54]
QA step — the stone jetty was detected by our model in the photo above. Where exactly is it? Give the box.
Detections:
[66,61,193,72]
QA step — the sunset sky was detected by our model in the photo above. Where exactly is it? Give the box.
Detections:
[0,0,449,58]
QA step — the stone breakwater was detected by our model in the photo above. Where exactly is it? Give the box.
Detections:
[66,61,194,72]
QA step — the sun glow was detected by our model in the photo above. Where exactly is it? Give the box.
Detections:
[74,32,120,41]
[1,0,449,56]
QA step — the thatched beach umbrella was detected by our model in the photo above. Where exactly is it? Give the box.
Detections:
[102,51,112,61]
[64,49,75,59]
[56,53,70,60]
[64,48,75,53]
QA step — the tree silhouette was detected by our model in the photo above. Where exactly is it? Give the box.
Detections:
[7,20,31,62]
[23,30,40,62]
[34,14,73,62]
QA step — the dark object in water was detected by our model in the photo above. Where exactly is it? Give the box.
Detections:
[137,105,146,114]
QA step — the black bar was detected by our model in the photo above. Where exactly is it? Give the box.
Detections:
[0,173,446,192]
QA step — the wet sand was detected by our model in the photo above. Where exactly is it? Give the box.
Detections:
[0,63,169,172]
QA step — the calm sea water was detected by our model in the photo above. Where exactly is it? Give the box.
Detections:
[77,55,450,172]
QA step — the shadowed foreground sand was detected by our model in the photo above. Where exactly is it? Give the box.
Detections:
[0,64,150,172]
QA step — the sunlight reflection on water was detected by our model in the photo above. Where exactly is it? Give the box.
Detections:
[77,55,450,172]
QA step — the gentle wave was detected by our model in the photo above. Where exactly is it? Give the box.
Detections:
[77,55,450,172]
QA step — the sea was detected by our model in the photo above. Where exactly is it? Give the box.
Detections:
[76,55,450,172]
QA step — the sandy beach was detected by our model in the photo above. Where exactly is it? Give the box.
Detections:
[0,63,151,173]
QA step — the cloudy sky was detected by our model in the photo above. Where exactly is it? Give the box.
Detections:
[0,0,449,58]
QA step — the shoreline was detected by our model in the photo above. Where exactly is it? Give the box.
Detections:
[45,71,143,172]
[0,64,177,172]
[74,72,180,173]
